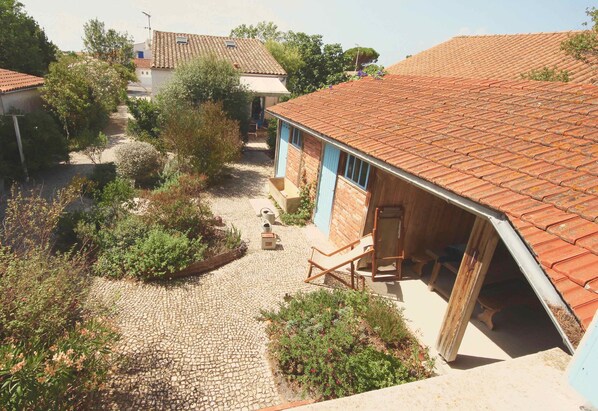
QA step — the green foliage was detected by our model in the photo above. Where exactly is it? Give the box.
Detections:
[126,97,162,148]
[266,119,277,151]
[280,182,315,226]
[0,184,118,409]
[283,31,348,95]
[230,21,282,42]
[83,18,135,78]
[262,290,427,399]
[265,40,305,77]
[157,54,252,138]
[344,47,380,70]
[561,7,598,64]
[224,225,242,249]
[114,141,162,184]
[79,130,108,164]
[41,54,127,139]
[364,297,409,346]
[161,101,242,181]
[0,0,58,75]
[0,110,68,181]
[87,162,117,192]
[521,66,571,82]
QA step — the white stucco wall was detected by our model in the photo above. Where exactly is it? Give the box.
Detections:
[151,69,174,96]
[135,67,152,88]
[0,88,42,115]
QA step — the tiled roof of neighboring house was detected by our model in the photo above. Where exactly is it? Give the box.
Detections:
[151,31,286,76]
[268,75,598,329]
[134,58,151,69]
[0,68,44,93]
[387,32,596,85]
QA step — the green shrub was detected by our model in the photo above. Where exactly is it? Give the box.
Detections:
[114,141,162,184]
[266,119,277,151]
[364,297,410,346]
[262,290,427,399]
[126,97,162,138]
[124,228,206,281]
[280,182,315,226]
[87,162,117,192]
[0,110,68,181]
[224,225,242,249]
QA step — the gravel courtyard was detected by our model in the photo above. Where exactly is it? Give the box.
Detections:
[92,150,317,410]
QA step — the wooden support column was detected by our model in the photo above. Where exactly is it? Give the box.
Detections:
[436,216,499,362]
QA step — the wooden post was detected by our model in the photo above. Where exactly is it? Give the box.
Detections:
[11,114,29,182]
[436,216,499,362]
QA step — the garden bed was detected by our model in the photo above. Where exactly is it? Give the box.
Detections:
[167,242,247,279]
[261,289,434,401]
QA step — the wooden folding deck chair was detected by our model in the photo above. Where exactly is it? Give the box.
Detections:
[305,206,405,289]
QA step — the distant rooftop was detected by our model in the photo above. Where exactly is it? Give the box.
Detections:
[151,30,286,76]
[387,32,596,84]
[0,68,44,93]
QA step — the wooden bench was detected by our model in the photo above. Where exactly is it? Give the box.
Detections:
[476,279,538,330]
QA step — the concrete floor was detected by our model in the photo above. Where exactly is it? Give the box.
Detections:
[364,265,567,373]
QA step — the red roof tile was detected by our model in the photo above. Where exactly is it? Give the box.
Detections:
[267,74,598,328]
[0,68,44,93]
[387,32,596,85]
[133,58,151,69]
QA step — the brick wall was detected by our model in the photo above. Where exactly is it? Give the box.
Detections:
[286,144,301,186]
[329,176,369,247]
[301,134,322,186]
[284,133,322,187]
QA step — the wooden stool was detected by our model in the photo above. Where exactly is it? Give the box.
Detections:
[411,253,433,277]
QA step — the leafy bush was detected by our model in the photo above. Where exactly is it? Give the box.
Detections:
[114,141,162,184]
[0,110,68,181]
[79,130,108,164]
[123,228,206,280]
[161,102,242,181]
[280,182,315,226]
[262,290,431,399]
[87,162,117,192]
[224,225,242,249]
[0,184,119,409]
[126,97,162,149]
[267,119,277,151]
[521,66,571,82]
[364,297,409,346]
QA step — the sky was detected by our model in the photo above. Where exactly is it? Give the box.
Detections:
[21,0,596,66]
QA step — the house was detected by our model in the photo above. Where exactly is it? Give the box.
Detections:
[133,39,152,60]
[0,68,44,115]
[266,74,598,362]
[151,30,289,122]
[133,58,152,89]
[387,32,596,84]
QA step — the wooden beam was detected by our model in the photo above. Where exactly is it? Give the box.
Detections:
[436,216,499,362]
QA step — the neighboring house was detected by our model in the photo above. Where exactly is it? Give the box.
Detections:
[151,30,289,122]
[133,58,152,89]
[0,68,44,115]
[387,32,596,84]
[133,39,152,60]
[266,75,598,362]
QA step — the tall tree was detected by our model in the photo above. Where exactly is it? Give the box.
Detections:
[561,7,598,65]
[0,0,57,75]
[83,19,134,77]
[41,55,126,139]
[229,21,282,42]
[344,47,379,71]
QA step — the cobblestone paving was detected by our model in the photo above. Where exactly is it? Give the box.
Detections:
[92,150,315,410]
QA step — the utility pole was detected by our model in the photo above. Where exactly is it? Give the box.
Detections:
[4,114,29,181]
[354,44,361,72]
[142,11,152,40]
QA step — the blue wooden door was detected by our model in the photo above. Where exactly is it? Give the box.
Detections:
[568,314,598,407]
[314,144,341,235]
[276,122,290,177]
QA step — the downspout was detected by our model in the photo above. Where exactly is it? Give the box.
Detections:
[267,111,577,353]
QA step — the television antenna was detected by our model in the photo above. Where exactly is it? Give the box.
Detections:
[142,11,151,40]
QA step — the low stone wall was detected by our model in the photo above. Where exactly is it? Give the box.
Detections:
[167,242,248,280]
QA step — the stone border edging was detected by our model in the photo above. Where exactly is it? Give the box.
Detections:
[164,242,248,280]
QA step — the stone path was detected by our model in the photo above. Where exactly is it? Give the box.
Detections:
[92,150,317,410]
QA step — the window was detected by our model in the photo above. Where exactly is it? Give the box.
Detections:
[291,127,302,148]
[344,154,370,189]
[176,36,188,44]
[225,40,237,48]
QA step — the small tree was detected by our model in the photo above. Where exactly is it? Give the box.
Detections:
[521,66,571,82]
[344,47,380,71]
[230,21,282,42]
[83,18,135,79]
[41,54,126,139]
[161,102,242,181]
[157,54,252,137]
[561,7,598,65]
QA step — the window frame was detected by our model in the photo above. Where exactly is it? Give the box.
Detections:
[343,154,371,190]
[290,127,302,148]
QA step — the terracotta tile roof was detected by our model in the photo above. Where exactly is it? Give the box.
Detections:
[387,32,596,85]
[0,68,44,93]
[134,58,151,69]
[151,30,286,76]
[267,74,598,329]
